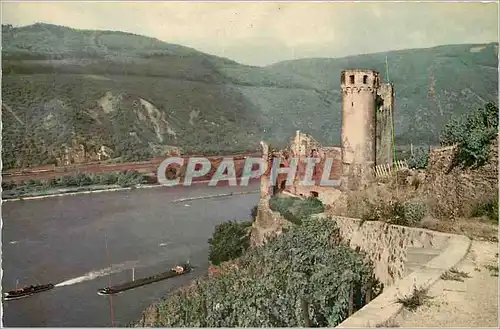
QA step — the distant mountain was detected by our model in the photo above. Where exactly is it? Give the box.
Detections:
[2,23,498,169]
[266,43,499,146]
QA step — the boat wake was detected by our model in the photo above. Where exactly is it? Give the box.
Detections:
[55,260,139,287]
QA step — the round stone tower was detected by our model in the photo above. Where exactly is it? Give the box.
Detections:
[340,69,380,190]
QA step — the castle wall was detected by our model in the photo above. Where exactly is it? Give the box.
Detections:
[289,130,322,157]
[376,83,395,165]
[340,70,379,190]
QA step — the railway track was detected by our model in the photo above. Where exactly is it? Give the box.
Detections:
[2,153,261,183]
[2,153,342,185]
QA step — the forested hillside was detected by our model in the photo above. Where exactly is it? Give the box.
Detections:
[2,23,497,169]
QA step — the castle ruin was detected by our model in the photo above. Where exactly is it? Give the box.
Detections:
[260,69,395,201]
[253,69,396,244]
[340,69,395,190]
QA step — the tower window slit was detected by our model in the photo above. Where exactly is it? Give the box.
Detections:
[349,75,355,84]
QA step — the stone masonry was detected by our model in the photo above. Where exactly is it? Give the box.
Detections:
[340,69,395,190]
[375,83,395,166]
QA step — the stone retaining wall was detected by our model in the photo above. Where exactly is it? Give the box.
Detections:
[252,194,452,287]
[313,214,450,287]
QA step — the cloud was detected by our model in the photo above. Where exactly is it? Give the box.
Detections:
[1,1,498,66]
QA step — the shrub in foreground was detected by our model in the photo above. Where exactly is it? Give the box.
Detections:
[208,220,252,266]
[269,195,325,225]
[391,199,427,227]
[358,197,427,227]
[157,216,377,327]
[471,198,499,223]
[408,147,429,169]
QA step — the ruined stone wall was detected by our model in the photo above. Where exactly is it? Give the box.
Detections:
[260,141,272,197]
[292,148,342,192]
[340,70,379,190]
[376,83,395,166]
[292,185,343,205]
[250,197,291,247]
[276,132,343,199]
[422,135,498,218]
[290,130,322,157]
[250,141,292,247]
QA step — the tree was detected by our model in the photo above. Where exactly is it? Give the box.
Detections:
[440,102,498,168]
[208,220,252,266]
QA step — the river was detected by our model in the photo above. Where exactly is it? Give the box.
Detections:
[1,182,259,327]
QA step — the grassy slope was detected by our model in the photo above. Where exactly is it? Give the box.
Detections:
[2,23,498,169]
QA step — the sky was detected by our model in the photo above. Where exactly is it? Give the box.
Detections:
[1,0,499,66]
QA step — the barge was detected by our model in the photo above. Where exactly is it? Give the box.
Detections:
[3,283,55,301]
[97,263,192,296]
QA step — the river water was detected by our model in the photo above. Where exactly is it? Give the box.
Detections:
[1,183,259,327]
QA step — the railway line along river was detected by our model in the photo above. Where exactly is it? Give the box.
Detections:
[2,182,259,327]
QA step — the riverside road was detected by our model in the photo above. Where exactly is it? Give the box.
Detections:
[1,182,259,327]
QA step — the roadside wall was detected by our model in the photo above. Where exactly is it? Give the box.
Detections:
[314,214,450,287]
[251,195,450,287]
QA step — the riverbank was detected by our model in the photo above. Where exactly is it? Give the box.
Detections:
[2,179,260,202]
[2,154,260,201]
[2,183,156,202]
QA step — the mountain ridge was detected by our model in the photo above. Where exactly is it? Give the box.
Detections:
[2,23,498,170]
[268,42,498,67]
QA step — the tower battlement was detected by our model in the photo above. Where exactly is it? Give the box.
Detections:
[341,69,380,93]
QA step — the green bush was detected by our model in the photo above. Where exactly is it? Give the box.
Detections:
[360,201,394,222]
[208,220,252,266]
[116,170,144,187]
[74,172,94,186]
[391,199,427,227]
[359,197,427,227]
[57,175,78,187]
[269,195,297,214]
[408,147,429,169]
[157,216,376,327]
[97,172,120,185]
[282,210,302,225]
[269,195,325,225]
[25,179,42,187]
[471,198,498,223]
[440,102,498,168]
[296,197,325,217]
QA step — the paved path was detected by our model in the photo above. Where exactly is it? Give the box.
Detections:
[395,241,498,327]
[403,246,443,277]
